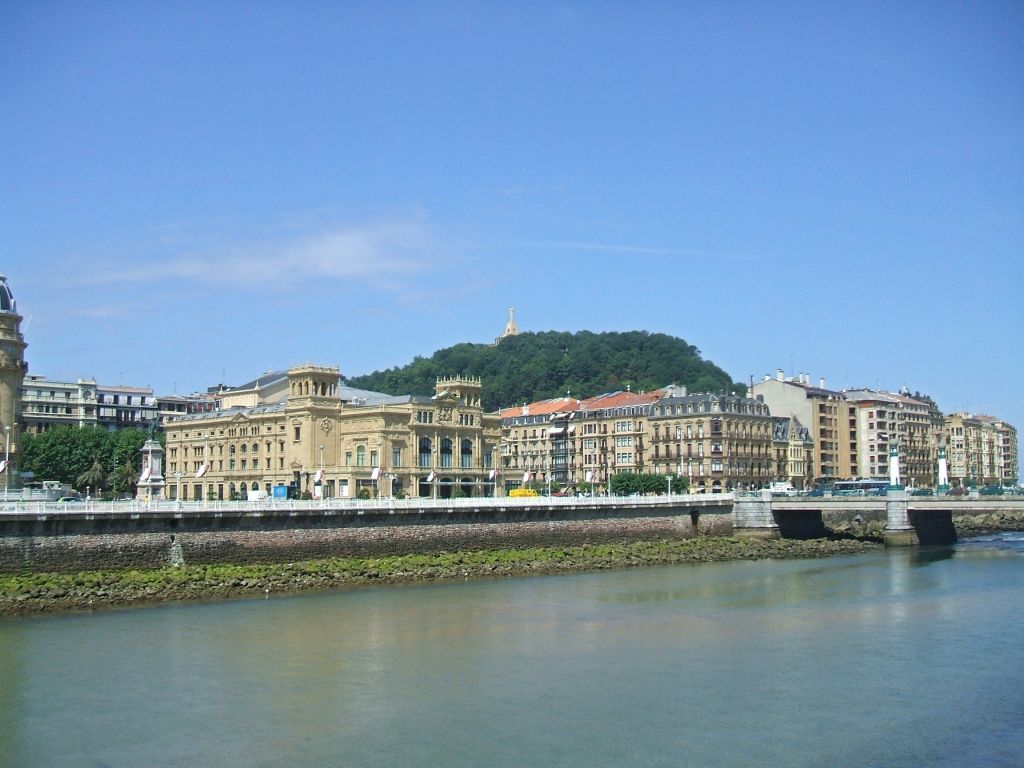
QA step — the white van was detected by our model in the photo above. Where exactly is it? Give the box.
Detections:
[769,482,798,496]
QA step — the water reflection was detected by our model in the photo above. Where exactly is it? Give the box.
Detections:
[2,535,1023,768]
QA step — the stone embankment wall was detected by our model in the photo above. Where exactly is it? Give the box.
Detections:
[0,506,734,574]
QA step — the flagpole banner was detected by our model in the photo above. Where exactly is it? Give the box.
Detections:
[370,467,381,481]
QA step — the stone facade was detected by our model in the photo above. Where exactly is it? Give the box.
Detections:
[0,506,733,573]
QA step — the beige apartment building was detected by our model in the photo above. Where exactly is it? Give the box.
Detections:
[944,412,1018,487]
[163,366,500,501]
[19,375,159,434]
[502,385,777,493]
[499,388,662,493]
[843,388,943,487]
[499,395,582,492]
[575,389,662,491]
[750,371,853,482]
[647,388,774,492]
[771,416,815,489]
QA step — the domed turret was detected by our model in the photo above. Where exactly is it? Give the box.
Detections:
[0,275,15,314]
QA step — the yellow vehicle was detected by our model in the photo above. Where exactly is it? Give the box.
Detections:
[508,488,539,498]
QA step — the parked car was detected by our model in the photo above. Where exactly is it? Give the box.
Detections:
[56,495,83,503]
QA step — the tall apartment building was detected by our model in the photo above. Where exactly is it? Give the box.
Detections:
[750,371,852,482]
[0,276,28,484]
[647,388,774,492]
[843,388,943,486]
[20,375,159,434]
[944,413,1018,487]
[164,366,500,501]
[575,389,662,491]
[499,396,581,491]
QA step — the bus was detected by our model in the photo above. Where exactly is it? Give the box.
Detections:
[832,479,889,496]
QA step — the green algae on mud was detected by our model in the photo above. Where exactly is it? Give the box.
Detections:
[0,536,882,616]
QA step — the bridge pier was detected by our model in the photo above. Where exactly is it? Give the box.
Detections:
[883,489,918,547]
[732,490,780,539]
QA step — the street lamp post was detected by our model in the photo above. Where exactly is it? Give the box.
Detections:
[319,444,325,499]
[3,425,10,503]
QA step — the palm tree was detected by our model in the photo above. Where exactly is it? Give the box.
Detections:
[76,456,106,498]
[114,459,137,498]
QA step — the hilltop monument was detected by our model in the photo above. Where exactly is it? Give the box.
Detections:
[496,305,521,344]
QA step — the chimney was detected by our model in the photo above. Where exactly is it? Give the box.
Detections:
[776,368,784,382]
[763,374,771,382]
[819,377,826,389]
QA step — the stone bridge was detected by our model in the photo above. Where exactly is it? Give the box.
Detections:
[4,491,1020,548]
[735,490,1024,545]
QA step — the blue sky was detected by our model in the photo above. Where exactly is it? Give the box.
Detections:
[2,2,1022,443]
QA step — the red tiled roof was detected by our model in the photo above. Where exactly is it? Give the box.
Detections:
[579,389,664,410]
[499,397,581,419]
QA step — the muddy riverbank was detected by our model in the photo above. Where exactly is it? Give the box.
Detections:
[1,536,878,616]
[5,513,1022,617]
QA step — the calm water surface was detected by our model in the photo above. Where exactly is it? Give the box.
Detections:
[2,534,1023,768]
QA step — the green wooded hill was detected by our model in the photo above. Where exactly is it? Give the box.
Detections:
[347,330,746,412]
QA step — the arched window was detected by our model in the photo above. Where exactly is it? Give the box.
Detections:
[440,438,453,468]
[461,439,473,468]
[419,438,432,468]
[252,443,259,453]
[252,481,260,491]
[356,445,366,466]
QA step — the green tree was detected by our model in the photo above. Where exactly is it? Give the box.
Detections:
[112,459,138,498]
[76,456,106,496]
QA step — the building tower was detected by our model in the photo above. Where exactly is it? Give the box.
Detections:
[0,276,28,487]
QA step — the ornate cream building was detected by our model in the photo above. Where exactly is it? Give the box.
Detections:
[163,365,501,501]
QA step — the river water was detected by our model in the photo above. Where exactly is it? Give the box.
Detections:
[2,534,1022,768]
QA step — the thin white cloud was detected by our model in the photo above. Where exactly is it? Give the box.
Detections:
[83,215,451,289]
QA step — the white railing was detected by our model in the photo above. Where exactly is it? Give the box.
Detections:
[0,492,735,516]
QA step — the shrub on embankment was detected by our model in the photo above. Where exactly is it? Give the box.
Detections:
[1,536,878,616]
